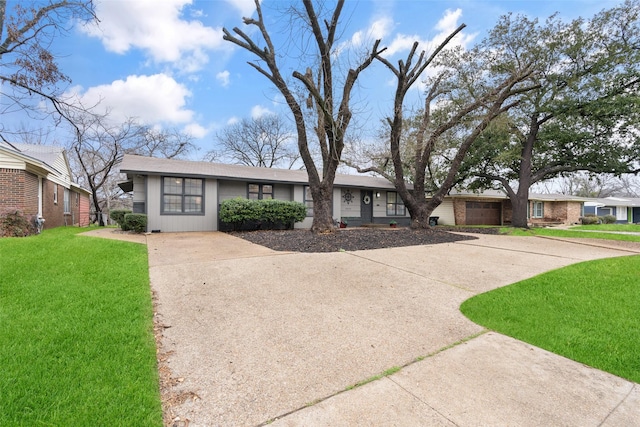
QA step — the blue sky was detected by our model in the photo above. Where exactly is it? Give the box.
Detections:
[37,0,625,157]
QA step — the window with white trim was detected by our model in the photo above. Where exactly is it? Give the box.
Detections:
[53,184,58,205]
[162,177,204,214]
[532,201,544,218]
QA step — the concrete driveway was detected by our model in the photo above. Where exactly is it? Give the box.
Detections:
[88,229,640,426]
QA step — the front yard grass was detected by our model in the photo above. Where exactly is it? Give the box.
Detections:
[501,226,640,242]
[0,227,162,426]
[570,223,640,232]
[461,255,640,384]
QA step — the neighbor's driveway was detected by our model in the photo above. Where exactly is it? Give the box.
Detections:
[142,231,640,426]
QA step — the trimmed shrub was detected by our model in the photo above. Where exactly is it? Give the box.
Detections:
[123,213,147,233]
[219,198,307,231]
[110,209,132,228]
[601,214,617,224]
[580,215,599,225]
[0,210,36,237]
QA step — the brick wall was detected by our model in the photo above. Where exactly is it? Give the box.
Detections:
[502,199,513,225]
[566,202,583,224]
[23,172,39,217]
[78,192,91,226]
[529,201,583,225]
[0,168,38,217]
[42,180,66,229]
[452,199,465,225]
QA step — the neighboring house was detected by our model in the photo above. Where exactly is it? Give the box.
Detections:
[0,142,91,229]
[118,154,586,232]
[526,193,587,226]
[584,197,640,223]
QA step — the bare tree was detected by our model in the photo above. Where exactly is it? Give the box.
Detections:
[352,29,537,228]
[0,0,96,141]
[67,114,195,225]
[207,115,300,169]
[223,0,385,233]
[554,172,640,198]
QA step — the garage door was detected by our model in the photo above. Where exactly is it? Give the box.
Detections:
[465,201,501,225]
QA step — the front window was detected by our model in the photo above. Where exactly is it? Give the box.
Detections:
[532,201,544,218]
[386,192,406,216]
[162,177,204,214]
[304,186,313,216]
[248,183,273,200]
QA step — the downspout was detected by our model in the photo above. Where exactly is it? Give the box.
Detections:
[36,176,45,233]
[38,176,43,217]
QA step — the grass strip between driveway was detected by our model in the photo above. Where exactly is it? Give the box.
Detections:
[500,226,640,242]
[0,227,162,426]
[461,255,640,384]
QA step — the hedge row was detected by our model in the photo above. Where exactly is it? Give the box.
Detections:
[219,198,307,231]
[111,209,147,233]
[581,214,617,225]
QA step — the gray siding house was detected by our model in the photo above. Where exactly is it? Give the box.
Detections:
[119,154,441,233]
[584,197,640,223]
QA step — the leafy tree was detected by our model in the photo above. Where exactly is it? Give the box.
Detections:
[0,0,95,141]
[460,1,640,228]
[206,115,300,169]
[223,0,384,233]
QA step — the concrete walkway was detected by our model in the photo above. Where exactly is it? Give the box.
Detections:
[84,229,640,426]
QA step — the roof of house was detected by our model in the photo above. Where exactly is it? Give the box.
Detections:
[119,155,611,204]
[585,197,640,207]
[0,141,65,175]
[0,142,91,194]
[527,193,591,202]
[120,154,399,190]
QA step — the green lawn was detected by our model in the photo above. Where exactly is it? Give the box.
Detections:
[461,255,640,384]
[501,226,640,242]
[0,227,162,426]
[570,223,640,232]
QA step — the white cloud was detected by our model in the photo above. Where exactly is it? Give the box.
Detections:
[70,74,194,125]
[379,9,476,58]
[250,105,273,119]
[216,70,231,87]
[341,17,393,53]
[183,122,208,138]
[227,116,240,125]
[82,0,224,72]
[225,0,256,17]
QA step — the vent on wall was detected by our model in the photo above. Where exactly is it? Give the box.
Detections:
[133,202,146,214]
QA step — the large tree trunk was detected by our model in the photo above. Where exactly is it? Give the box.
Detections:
[408,202,432,229]
[310,182,335,233]
[510,115,538,228]
[91,189,104,226]
[510,193,529,228]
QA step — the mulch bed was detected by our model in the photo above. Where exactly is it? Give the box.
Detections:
[229,226,500,253]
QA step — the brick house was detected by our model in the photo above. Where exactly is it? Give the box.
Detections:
[0,142,91,230]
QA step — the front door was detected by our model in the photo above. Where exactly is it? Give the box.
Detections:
[361,190,373,224]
